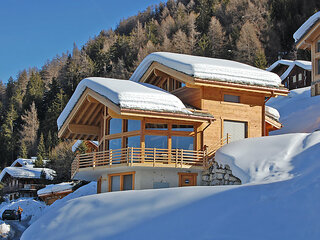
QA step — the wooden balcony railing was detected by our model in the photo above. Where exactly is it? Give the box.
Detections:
[71,147,207,178]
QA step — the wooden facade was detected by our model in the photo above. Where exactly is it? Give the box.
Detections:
[295,16,320,96]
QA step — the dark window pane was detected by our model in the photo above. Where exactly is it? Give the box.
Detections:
[172,136,194,150]
[318,59,320,74]
[318,41,320,52]
[145,123,168,130]
[172,125,194,131]
[109,138,121,150]
[127,120,141,131]
[111,176,120,191]
[123,174,133,190]
[224,94,240,103]
[127,136,140,148]
[109,118,122,134]
[145,135,168,148]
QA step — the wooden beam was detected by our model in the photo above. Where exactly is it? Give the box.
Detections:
[75,101,92,124]
[68,124,99,136]
[87,95,99,103]
[82,104,100,125]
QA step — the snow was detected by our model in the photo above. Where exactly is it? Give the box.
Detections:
[37,182,74,196]
[130,52,282,87]
[266,59,311,81]
[0,167,55,181]
[21,131,320,240]
[10,158,35,167]
[0,198,46,224]
[294,11,320,42]
[0,221,10,238]
[265,105,280,121]
[57,77,190,130]
[267,86,320,134]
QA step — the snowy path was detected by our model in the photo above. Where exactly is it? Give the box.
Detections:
[4,217,30,240]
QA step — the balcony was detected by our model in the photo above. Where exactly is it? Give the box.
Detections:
[71,147,208,179]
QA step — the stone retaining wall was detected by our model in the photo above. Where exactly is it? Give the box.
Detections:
[202,161,241,186]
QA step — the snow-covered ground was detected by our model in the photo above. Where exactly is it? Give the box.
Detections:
[267,86,320,134]
[21,131,320,240]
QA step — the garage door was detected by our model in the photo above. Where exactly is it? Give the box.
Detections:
[223,120,247,143]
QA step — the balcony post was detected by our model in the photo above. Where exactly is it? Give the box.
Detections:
[131,147,134,167]
[93,152,96,168]
[126,147,129,165]
[110,149,112,166]
[181,149,184,167]
[153,148,156,167]
[175,148,178,168]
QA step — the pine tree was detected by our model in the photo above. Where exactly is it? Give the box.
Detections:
[20,102,39,157]
[19,141,28,159]
[35,133,46,167]
[23,71,44,110]
[254,51,268,69]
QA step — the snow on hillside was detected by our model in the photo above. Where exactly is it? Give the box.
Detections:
[267,86,320,134]
[22,132,320,240]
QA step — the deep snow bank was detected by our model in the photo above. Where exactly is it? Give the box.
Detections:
[22,132,320,240]
[267,86,320,134]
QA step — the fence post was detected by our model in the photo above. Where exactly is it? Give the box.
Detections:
[153,148,156,167]
[131,147,134,166]
[175,149,178,168]
[181,149,183,167]
[93,152,96,168]
[110,149,112,166]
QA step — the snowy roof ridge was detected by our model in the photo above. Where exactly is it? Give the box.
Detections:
[37,182,75,195]
[0,166,56,182]
[294,11,320,43]
[265,106,280,121]
[57,77,192,130]
[267,59,312,81]
[130,52,282,88]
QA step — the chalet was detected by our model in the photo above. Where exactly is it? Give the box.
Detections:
[57,52,288,193]
[267,59,312,90]
[37,181,84,205]
[0,158,55,200]
[294,11,320,96]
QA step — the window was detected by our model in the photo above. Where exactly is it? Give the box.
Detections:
[127,136,140,148]
[127,120,140,131]
[109,172,135,192]
[224,94,240,103]
[284,82,288,88]
[298,73,302,81]
[172,136,194,150]
[145,123,168,130]
[292,76,296,83]
[172,125,194,131]
[318,40,320,52]
[108,138,121,150]
[318,59,320,75]
[109,118,122,134]
[145,135,168,149]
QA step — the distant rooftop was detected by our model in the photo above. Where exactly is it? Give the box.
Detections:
[294,11,320,43]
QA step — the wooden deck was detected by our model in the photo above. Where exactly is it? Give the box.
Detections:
[71,147,208,178]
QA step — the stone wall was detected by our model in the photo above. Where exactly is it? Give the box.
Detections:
[202,161,241,186]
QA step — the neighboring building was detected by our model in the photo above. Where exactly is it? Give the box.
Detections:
[57,52,288,193]
[267,59,312,90]
[37,181,84,205]
[0,158,55,200]
[294,11,320,96]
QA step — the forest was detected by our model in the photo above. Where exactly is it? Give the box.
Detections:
[0,0,319,181]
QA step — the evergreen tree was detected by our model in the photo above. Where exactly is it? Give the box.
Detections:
[19,141,28,159]
[254,51,268,69]
[23,71,44,110]
[35,133,46,167]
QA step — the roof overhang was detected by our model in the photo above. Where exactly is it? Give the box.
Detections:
[265,115,282,130]
[58,88,214,140]
[296,20,320,50]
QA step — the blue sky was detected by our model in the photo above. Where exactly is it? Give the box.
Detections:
[0,0,164,83]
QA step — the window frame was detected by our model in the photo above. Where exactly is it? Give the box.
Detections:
[223,94,240,103]
[108,171,135,192]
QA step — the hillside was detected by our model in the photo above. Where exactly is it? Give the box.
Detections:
[21,131,320,240]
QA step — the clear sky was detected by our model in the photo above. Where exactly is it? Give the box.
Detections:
[0,0,164,83]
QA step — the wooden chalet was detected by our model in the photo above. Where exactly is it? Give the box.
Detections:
[58,52,288,193]
[294,11,320,96]
[267,59,312,90]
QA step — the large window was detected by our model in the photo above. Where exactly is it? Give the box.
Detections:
[317,40,320,52]
[292,75,296,83]
[172,125,194,131]
[109,172,135,192]
[108,138,121,150]
[109,118,122,134]
[145,123,168,130]
[127,136,140,148]
[318,59,320,75]
[127,120,141,131]
[172,136,194,150]
[145,135,168,149]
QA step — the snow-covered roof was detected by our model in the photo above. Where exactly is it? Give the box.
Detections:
[57,77,192,130]
[37,182,75,196]
[265,106,280,121]
[0,167,55,182]
[10,158,35,167]
[130,52,282,88]
[294,11,320,43]
[267,59,311,81]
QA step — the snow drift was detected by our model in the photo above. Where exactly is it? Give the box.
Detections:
[22,132,320,240]
[267,86,320,134]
